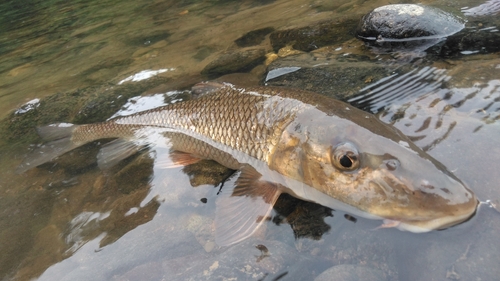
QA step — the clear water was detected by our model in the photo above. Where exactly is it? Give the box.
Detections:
[0,0,499,280]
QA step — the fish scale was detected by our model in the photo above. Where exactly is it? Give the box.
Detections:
[86,85,304,162]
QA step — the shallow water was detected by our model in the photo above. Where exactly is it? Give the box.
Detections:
[1,0,499,280]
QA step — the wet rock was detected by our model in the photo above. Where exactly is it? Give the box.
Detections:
[436,28,500,57]
[265,50,393,101]
[357,4,464,43]
[270,19,358,52]
[356,4,500,57]
[314,264,387,281]
[201,47,266,79]
[234,27,275,47]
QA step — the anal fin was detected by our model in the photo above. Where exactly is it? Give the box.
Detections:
[155,151,202,169]
[215,165,282,246]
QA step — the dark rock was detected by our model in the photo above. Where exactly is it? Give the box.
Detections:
[357,4,465,56]
[357,4,500,57]
[357,4,464,42]
[201,47,266,79]
[270,19,359,52]
[315,264,387,281]
[235,27,275,47]
[436,27,500,57]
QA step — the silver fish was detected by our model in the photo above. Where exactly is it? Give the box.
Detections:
[18,82,478,246]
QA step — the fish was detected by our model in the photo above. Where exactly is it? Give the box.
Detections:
[17,82,478,246]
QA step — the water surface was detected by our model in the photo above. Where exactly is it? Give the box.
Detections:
[0,0,499,280]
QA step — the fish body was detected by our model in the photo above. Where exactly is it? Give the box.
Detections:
[19,82,477,245]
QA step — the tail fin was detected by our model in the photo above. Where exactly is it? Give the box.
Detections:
[16,123,80,174]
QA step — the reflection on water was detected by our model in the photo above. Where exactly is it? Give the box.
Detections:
[348,66,451,113]
[350,62,500,202]
[462,0,500,16]
[0,0,500,280]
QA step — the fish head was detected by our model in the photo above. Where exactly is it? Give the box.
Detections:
[271,109,477,232]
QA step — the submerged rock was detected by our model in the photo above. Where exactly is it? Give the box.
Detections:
[270,19,358,52]
[201,47,266,79]
[265,50,392,101]
[234,27,275,47]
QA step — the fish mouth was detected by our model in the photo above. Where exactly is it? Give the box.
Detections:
[369,174,478,232]
[382,206,477,232]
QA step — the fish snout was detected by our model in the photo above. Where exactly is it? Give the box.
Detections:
[369,166,477,232]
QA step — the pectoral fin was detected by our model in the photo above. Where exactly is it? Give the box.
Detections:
[215,165,281,246]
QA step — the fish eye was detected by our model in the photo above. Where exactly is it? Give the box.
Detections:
[331,142,359,171]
